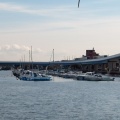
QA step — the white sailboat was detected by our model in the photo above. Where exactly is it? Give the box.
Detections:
[19,70,52,81]
[19,46,52,81]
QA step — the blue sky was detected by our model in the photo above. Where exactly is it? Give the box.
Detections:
[0,0,120,61]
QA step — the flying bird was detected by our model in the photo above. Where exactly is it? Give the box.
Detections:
[78,0,80,8]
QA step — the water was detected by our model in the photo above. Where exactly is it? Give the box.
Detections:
[1,71,120,120]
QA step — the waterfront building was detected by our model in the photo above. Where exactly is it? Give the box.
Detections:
[74,48,107,61]
[63,48,120,75]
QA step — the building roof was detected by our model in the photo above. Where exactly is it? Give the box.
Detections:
[60,53,120,65]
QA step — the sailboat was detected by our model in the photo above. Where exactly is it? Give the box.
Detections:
[19,46,52,81]
[19,70,52,81]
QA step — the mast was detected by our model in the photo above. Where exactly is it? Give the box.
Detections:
[29,50,30,63]
[53,49,55,75]
[53,49,54,63]
[29,50,30,70]
[21,56,23,69]
[20,59,21,69]
[24,54,25,69]
[31,46,33,71]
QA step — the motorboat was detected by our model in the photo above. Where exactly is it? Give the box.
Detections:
[76,72,114,81]
[19,70,52,81]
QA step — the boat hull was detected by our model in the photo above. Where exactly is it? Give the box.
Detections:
[20,77,51,81]
[76,74,114,81]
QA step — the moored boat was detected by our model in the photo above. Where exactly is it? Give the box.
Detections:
[76,72,114,81]
[19,70,52,81]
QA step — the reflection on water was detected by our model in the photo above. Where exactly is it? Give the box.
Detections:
[1,70,120,120]
[51,76,73,82]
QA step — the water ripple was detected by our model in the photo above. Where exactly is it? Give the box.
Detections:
[0,71,120,120]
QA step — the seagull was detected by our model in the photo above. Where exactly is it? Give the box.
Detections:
[78,0,80,8]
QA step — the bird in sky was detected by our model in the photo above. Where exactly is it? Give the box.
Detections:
[78,0,80,8]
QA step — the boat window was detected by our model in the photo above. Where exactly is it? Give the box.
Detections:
[26,72,29,74]
[98,75,102,77]
[34,73,37,77]
[86,72,93,75]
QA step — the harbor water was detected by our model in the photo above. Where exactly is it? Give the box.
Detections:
[1,71,120,120]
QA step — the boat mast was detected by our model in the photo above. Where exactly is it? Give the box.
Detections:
[31,46,33,71]
[53,49,54,63]
[29,50,30,63]
[21,56,23,69]
[24,55,25,69]
[53,49,55,75]
[20,59,22,69]
[29,50,30,70]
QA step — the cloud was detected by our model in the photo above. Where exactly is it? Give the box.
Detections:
[0,2,99,19]
[0,1,119,25]
[0,2,71,16]
[0,44,68,61]
[92,0,115,4]
[0,2,45,15]
[0,1,120,61]
[0,44,43,53]
[0,44,47,61]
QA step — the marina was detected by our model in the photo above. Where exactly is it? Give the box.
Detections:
[12,68,115,82]
[7,48,120,83]
[2,48,120,76]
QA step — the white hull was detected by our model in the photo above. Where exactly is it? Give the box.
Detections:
[76,72,114,81]
[19,70,52,81]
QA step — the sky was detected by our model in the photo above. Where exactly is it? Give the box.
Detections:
[0,0,120,62]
